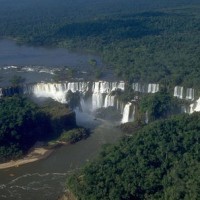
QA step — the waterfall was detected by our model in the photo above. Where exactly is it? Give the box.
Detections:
[25,82,90,104]
[186,88,194,100]
[31,83,67,103]
[132,83,141,92]
[129,105,135,122]
[116,100,124,114]
[92,81,125,93]
[92,93,104,110]
[5,81,200,123]
[67,82,89,93]
[67,82,79,93]
[133,83,159,93]
[91,81,125,111]
[133,83,147,93]
[22,81,126,113]
[181,105,187,113]
[0,88,3,98]
[121,102,132,123]
[190,97,200,113]
[117,81,125,91]
[104,94,115,107]
[148,84,159,93]
[91,82,104,110]
[174,86,183,99]
[145,111,149,124]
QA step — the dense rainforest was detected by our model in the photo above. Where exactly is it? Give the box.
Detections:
[0,1,200,87]
[67,112,200,200]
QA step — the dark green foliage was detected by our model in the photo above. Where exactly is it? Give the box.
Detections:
[38,99,76,138]
[139,90,182,122]
[67,113,200,199]
[53,69,77,81]
[0,96,76,162]
[60,128,90,144]
[2,86,24,96]
[0,96,50,162]
[120,119,145,134]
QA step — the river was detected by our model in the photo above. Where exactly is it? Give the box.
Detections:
[0,39,101,67]
[0,39,102,87]
[0,40,123,199]
[0,112,123,200]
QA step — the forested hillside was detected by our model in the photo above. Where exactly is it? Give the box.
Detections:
[68,113,200,200]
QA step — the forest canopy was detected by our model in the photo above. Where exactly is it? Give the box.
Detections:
[0,96,76,162]
[0,1,200,87]
[67,112,200,200]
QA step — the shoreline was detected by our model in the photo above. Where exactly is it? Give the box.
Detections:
[58,190,77,200]
[0,142,65,170]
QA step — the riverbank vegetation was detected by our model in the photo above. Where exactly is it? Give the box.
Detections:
[0,96,88,163]
[67,112,200,199]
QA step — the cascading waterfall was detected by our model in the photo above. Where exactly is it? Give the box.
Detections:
[104,94,115,107]
[174,86,183,99]
[132,83,141,92]
[67,82,89,94]
[132,83,159,93]
[30,83,67,103]
[129,105,136,122]
[121,102,132,123]
[24,81,128,120]
[8,81,200,124]
[91,81,125,110]
[148,84,159,93]
[189,98,200,113]
[116,100,125,114]
[186,88,194,100]
[132,83,147,93]
[24,82,90,103]
[92,93,104,110]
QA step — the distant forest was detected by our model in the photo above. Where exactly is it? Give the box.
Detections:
[0,0,200,87]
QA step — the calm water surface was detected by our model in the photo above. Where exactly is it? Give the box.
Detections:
[0,39,101,67]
